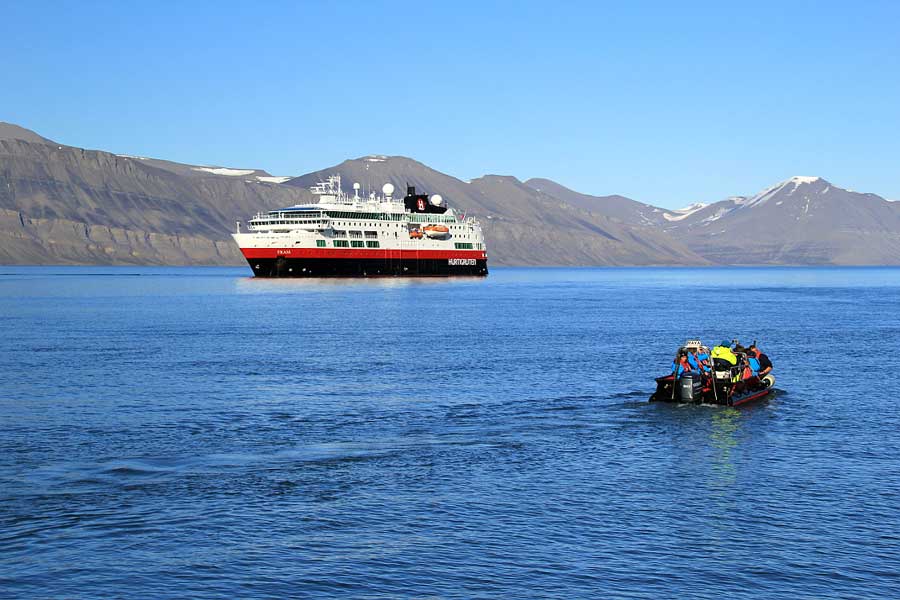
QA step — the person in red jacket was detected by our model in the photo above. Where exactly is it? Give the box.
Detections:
[672,350,693,377]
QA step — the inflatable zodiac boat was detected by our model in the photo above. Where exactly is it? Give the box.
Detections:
[650,339,776,407]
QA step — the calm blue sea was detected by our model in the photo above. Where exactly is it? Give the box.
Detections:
[2,266,899,599]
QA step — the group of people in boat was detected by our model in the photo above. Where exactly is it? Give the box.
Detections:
[652,338,777,405]
[672,340,773,383]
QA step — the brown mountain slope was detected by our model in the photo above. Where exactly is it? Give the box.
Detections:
[0,122,55,145]
[665,177,900,265]
[524,177,668,227]
[3,122,899,266]
[529,174,900,265]
[287,156,709,265]
[0,134,309,265]
[466,175,706,265]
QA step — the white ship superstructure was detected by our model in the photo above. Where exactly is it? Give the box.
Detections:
[232,175,488,277]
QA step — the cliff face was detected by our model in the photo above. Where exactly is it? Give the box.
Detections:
[0,134,309,265]
[0,208,240,265]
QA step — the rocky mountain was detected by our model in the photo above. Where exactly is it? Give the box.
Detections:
[2,121,899,266]
[525,174,900,265]
[0,123,308,265]
[0,122,54,145]
[656,176,900,264]
[524,177,669,227]
[286,157,707,265]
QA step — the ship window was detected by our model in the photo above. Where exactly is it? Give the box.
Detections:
[350,240,365,248]
[349,231,363,239]
[334,240,349,247]
[455,242,473,249]
[366,241,380,248]
[365,231,377,238]
[316,240,326,247]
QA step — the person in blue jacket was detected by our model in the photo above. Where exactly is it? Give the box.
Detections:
[748,345,773,377]
[672,351,692,377]
[747,353,761,376]
[687,349,711,372]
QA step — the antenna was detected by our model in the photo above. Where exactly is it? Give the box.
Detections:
[353,182,360,200]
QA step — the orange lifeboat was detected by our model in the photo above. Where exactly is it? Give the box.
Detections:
[423,224,450,239]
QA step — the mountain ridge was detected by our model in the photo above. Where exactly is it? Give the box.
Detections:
[1,122,898,266]
[287,156,708,266]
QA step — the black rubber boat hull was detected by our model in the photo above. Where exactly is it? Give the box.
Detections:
[650,373,775,407]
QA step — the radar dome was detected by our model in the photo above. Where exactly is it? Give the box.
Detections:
[382,183,395,196]
[430,194,444,206]
[352,182,360,190]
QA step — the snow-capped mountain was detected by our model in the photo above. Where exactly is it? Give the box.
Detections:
[668,176,900,264]
[526,174,900,264]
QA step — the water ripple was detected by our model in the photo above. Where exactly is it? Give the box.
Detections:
[2,267,899,598]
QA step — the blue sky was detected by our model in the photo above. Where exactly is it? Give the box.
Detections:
[3,0,899,208]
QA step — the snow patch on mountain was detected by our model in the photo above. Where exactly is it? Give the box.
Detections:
[743,176,823,209]
[256,176,291,184]
[192,167,256,176]
[663,202,707,222]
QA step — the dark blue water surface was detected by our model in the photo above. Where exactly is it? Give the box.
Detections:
[2,266,899,599]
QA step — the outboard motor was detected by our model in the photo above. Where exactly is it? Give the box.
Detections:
[761,374,776,389]
[678,373,703,403]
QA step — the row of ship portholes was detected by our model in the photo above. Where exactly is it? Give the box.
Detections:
[253,264,431,275]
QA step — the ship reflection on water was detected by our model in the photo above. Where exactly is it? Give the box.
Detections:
[234,274,486,293]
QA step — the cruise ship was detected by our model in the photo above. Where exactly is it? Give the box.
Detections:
[232,175,488,277]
